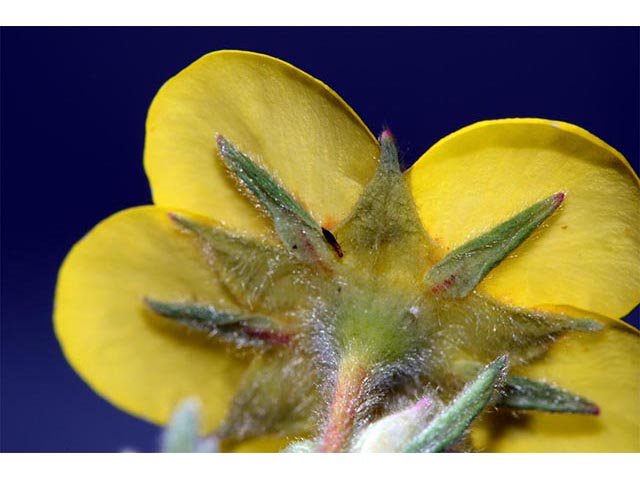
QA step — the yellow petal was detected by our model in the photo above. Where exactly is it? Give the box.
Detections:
[145,50,378,236]
[473,307,640,452]
[231,437,290,453]
[407,119,640,318]
[54,206,249,432]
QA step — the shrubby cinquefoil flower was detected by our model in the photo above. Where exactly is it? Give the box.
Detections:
[54,51,639,452]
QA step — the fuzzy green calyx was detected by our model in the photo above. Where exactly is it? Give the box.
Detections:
[168,212,315,312]
[146,130,601,452]
[325,130,433,375]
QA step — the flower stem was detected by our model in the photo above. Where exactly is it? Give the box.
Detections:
[320,358,368,452]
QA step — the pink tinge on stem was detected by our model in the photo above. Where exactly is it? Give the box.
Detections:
[320,364,367,453]
[413,396,432,413]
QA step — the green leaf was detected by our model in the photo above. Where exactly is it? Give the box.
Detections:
[403,355,508,453]
[145,298,290,348]
[217,135,335,263]
[499,375,599,415]
[426,192,566,298]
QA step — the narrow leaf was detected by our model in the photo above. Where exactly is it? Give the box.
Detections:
[426,192,565,298]
[404,355,508,453]
[217,135,336,262]
[145,298,290,348]
[499,375,599,415]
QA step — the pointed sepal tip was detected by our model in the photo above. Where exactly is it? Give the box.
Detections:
[426,192,567,298]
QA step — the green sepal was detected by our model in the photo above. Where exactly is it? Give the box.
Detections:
[310,131,435,376]
[378,130,402,173]
[145,298,290,348]
[217,135,335,263]
[217,353,321,446]
[335,130,431,279]
[403,355,508,453]
[431,293,602,371]
[498,375,599,415]
[169,212,314,312]
[426,192,565,298]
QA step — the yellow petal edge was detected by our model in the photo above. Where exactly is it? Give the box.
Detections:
[54,206,249,434]
[407,118,640,319]
[144,50,379,237]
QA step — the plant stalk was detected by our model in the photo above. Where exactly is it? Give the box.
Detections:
[320,358,368,452]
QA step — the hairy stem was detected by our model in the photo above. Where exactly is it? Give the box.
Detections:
[320,358,368,452]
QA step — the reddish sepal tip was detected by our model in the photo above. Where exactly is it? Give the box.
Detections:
[380,129,394,142]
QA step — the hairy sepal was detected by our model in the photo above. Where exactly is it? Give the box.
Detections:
[169,212,316,312]
[217,135,335,265]
[498,375,599,415]
[145,298,291,348]
[217,352,321,446]
[429,293,602,380]
[426,193,565,298]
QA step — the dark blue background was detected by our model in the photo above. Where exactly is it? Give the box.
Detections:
[2,27,639,452]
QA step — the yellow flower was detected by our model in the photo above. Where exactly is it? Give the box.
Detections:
[54,50,640,452]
